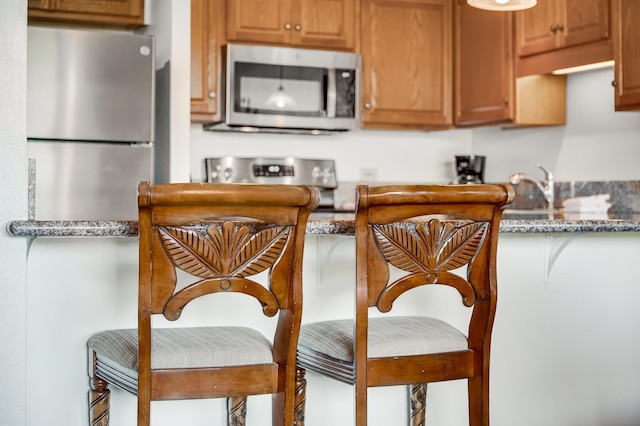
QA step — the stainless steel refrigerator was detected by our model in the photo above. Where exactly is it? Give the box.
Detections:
[27,26,156,220]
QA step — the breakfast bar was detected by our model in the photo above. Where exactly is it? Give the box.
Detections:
[8,210,640,237]
[7,212,640,426]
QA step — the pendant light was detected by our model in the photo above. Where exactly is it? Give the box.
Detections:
[467,0,537,11]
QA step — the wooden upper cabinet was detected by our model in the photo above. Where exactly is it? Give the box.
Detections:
[613,0,640,111]
[361,0,453,129]
[294,0,358,50]
[455,1,513,125]
[515,0,612,76]
[227,0,358,51]
[455,0,565,127]
[28,0,144,28]
[191,0,225,122]
[516,0,559,56]
[516,0,610,56]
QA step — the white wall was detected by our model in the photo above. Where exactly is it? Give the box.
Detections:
[190,125,473,184]
[190,68,640,186]
[475,67,640,183]
[140,0,191,184]
[0,1,28,425]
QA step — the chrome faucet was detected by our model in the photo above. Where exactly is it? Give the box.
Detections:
[509,164,555,210]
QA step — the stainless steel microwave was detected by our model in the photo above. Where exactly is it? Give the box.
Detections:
[207,44,361,133]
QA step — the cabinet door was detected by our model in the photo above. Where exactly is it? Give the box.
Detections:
[517,0,609,57]
[516,0,559,56]
[361,0,453,129]
[191,0,224,122]
[562,0,610,49]
[455,1,513,125]
[28,0,143,27]
[227,0,292,44]
[293,0,358,50]
[613,0,640,110]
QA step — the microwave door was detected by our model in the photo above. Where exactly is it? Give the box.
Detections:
[326,69,337,118]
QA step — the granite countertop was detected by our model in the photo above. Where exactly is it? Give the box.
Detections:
[7,211,640,238]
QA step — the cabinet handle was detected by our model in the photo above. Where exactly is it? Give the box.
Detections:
[209,92,216,99]
[295,24,301,31]
[284,23,291,30]
[364,102,371,109]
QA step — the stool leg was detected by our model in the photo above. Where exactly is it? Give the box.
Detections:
[294,367,307,426]
[409,383,427,426]
[228,396,247,426]
[89,377,110,426]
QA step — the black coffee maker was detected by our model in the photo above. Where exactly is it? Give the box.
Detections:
[455,155,485,184]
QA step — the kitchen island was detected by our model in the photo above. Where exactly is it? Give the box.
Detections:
[7,213,640,426]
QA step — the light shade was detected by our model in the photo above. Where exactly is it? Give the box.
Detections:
[467,0,537,11]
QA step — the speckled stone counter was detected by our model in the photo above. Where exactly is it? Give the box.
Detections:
[7,211,640,237]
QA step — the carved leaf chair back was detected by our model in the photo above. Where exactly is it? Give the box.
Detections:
[88,181,319,426]
[296,184,514,426]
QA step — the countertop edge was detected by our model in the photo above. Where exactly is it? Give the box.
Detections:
[7,216,640,238]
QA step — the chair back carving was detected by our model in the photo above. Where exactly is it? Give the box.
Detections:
[356,184,514,343]
[138,182,319,322]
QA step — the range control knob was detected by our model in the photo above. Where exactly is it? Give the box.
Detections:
[209,164,222,182]
[312,166,335,185]
[223,167,233,182]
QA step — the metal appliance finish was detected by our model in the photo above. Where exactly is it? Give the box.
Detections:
[206,44,361,133]
[26,26,156,220]
[27,26,155,143]
[204,157,337,209]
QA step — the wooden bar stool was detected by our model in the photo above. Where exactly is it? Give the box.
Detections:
[87,181,319,426]
[296,184,514,426]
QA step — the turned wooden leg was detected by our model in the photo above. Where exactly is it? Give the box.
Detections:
[89,377,110,426]
[228,396,247,426]
[294,367,307,426]
[409,383,426,426]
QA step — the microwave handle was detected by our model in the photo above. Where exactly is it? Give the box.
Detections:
[326,68,337,118]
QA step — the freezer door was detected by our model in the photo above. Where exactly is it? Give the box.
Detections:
[27,27,155,143]
[27,141,153,220]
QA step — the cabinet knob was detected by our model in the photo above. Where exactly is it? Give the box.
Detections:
[208,92,216,99]
[284,23,291,30]
[556,24,564,32]
[364,102,371,109]
[611,80,618,87]
[503,98,509,105]
[550,25,557,32]
[295,24,301,31]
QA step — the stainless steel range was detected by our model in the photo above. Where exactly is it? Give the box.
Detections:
[204,157,337,210]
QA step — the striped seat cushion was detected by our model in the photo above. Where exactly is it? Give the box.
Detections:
[298,316,467,368]
[88,326,273,371]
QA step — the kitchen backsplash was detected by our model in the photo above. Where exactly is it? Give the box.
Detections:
[334,180,640,213]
